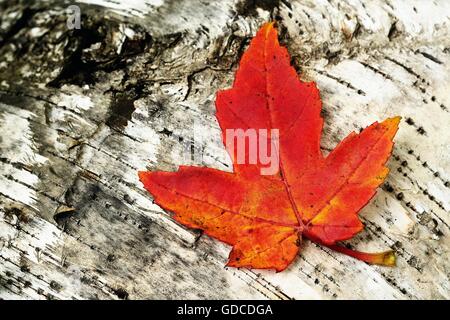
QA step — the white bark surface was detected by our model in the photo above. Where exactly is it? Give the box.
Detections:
[0,0,449,299]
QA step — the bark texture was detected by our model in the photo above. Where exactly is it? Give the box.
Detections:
[0,0,449,299]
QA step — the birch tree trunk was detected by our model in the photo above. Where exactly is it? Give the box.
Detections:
[0,0,449,299]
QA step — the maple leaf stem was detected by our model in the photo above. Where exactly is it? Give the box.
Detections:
[326,244,396,266]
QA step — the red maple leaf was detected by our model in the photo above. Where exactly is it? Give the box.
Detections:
[139,22,400,271]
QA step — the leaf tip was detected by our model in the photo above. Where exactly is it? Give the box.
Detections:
[390,115,402,126]
[260,21,276,38]
[383,116,402,130]
[378,116,401,140]
[138,171,149,184]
